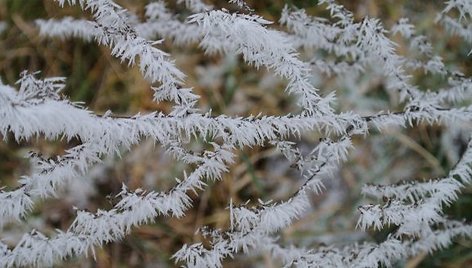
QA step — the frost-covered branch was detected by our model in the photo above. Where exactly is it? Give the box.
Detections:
[0,143,234,267]
[189,10,329,115]
[43,0,199,114]
[2,0,472,267]
[173,137,353,267]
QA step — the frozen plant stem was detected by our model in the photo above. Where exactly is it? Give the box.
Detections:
[0,0,472,267]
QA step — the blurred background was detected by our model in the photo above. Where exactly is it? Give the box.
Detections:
[0,0,471,267]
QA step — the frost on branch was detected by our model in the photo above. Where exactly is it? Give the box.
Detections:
[437,0,472,46]
[1,0,472,267]
[38,0,199,116]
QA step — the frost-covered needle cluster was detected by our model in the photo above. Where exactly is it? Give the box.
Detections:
[1,0,472,267]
